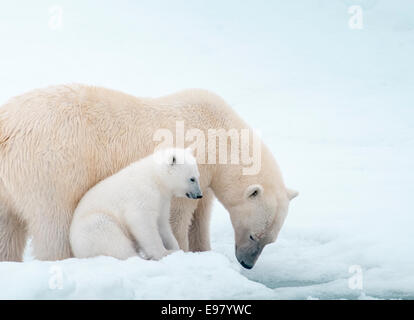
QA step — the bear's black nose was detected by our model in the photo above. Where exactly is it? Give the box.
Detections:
[196,194,203,199]
[240,261,253,269]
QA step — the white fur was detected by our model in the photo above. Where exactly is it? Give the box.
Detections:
[0,84,296,266]
[70,148,201,260]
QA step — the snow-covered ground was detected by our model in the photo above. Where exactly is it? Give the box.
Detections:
[0,0,413,299]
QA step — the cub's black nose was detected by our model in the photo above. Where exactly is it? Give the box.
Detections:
[186,192,203,199]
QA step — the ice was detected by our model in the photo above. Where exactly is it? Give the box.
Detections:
[0,0,413,299]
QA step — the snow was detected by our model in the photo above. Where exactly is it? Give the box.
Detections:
[1,251,273,299]
[0,0,413,299]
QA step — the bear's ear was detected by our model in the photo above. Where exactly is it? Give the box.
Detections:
[287,188,299,200]
[245,184,263,199]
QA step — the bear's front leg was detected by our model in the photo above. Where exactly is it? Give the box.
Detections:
[0,210,27,262]
[125,209,170,260]
[30,206,73,260]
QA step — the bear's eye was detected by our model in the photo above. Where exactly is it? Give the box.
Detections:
[249,235,256,242]
[190,177,195,183]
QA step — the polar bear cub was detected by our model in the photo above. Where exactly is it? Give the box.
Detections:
[70,148,202,260]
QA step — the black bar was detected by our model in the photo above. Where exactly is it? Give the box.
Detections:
[2,300,413,319]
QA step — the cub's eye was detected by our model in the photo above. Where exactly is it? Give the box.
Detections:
[249,235,256,242]
[190,177,196,182]
[248,189,259,198]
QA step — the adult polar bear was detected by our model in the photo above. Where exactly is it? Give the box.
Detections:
[0,84,297,268]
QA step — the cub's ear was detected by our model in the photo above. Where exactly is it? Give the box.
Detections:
[287,188,299,200]
[169,153,176,166]
[245,184,264,199]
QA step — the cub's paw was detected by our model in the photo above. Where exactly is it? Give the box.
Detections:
[165,249,179,256]
[143,249,179,261]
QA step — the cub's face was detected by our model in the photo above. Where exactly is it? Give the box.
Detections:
[161,148,202,199]
[229,185,298,269]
